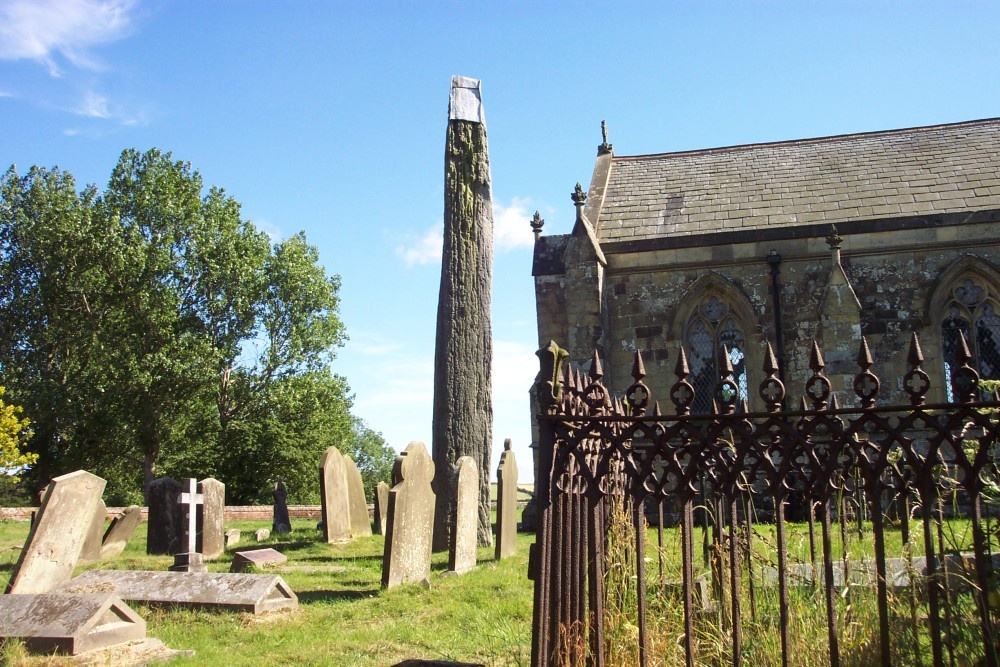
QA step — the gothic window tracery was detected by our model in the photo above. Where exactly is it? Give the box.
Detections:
[940,276,1000,400]
[685,295,749,414]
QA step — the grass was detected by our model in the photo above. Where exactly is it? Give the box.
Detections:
[0,517,534,666]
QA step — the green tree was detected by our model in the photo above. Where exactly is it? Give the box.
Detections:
[0,386,35,487]
[0,150,353,503]
[342,417,396,502]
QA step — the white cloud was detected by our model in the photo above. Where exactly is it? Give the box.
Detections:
[396,223,443,267]
[251,218,285,244]
[493,196,536,251]
[0,0,137,76]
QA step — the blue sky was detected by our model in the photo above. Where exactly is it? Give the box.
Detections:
[2,1,999,483]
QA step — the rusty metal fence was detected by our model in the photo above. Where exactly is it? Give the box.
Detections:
[530,335,999,667]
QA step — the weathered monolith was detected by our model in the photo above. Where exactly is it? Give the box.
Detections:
[432,75,494,551]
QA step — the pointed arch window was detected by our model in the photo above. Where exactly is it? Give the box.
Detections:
[686,295,749,414]
[941,277,1000,401]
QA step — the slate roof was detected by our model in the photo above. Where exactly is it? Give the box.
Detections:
[594,118,1000,244]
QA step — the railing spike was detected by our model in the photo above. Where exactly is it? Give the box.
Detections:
[720,344,734,373]
[632,349,647,381]
[675,346,691,378]
[857,336,874,368]
[763,341,780,374]
[907,332,924,365]
[810,340,826,372]
[590,349,604,381]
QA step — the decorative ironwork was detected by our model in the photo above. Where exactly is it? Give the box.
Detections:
[531,334,1000,667]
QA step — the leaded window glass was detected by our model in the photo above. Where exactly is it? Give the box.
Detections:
[941,277,1000,401]
[685,296,748,414]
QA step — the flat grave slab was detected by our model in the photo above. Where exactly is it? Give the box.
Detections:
[58,569,298,614]
[0,592,145,656]
[231,548,288,572]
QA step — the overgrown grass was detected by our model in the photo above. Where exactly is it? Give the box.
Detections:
[0,517,533,666]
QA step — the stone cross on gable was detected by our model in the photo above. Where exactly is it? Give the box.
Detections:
[177,478,204,555]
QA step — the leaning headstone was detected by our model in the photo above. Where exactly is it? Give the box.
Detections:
[230,548,287,573]
[448,457,479,575]
[79,498,107,564]
[225,529,241,548]
[59,570,298,614]
[0,593,145,655]
[319,446,351,543]
[495,438,518,560]
[255,528,270,542]
[345,455,373,538]
[169,478,206,573]
[374,481,390,535]
[382,441,436,589]
[198,477,225,560]
[272,479,292,533]
[6,470,107,594]
[146,476,182,555]
[100,505,143,559]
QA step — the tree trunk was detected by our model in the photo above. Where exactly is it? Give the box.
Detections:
[432,77,494,551]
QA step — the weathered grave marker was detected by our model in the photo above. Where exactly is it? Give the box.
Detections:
[374,481,390,536]
[100,505,142,559]
[230,548,288,573]
[60,570,298,614]
[319,446,351,542]
[448,457,479,575]
[345,455,372,538]
[495,438,518,560]
[169,478,206,573]
[79,498,107,564]
[382,441,436,588]
[272,479,292,533]
[198,477,225,560]
[225,528,241,548]
[255,528,270,542]
[0,593,145,656]
[146,476,182,555]
[6,470,107,594]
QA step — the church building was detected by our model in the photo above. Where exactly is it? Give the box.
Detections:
[531,118,1000,412]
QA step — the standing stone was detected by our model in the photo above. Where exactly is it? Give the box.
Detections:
[319,446,351,543]
[255,528,271,542]
[344,455,372,538]
[78,498,107,564]
[100,505,143,560]
[146,476,182,555]
[225,529,241,548]
[198,478,225,560]
[374,481,390,536]
[432,75,494,552]
[382,442,436,589]
[495,439,519,560]
[448,457,479,575]
[272,479,292,534]
[6,470,107,594]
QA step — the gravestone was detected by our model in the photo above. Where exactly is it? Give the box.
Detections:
[79,498,107,564]
[60,570,298,614]
[225,529,241,547]
[382,441,436,588]
[198,477,225,560]
[0,593,145,656]
[169,478,206,573]
[255,528,270,542]
[319,446,351,543]
[100,505,143,559]
[345,455,372,538]
[6,470,107,594]
[374,481,390,536]
[448,457,479,575]
[272,479,292,533]
[146,476,182,555]
[495,439,518,560]
[230,548,287,573]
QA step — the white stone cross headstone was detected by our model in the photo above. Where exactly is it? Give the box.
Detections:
[177,478,204,555]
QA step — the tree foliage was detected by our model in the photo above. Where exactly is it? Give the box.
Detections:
[0,149,376,504]
[0,387,35,487]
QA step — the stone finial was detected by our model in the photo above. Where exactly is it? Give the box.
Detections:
[598,120,613,155]
[530,211,545,239]
[826,225,843,260]
[572,183,587,222]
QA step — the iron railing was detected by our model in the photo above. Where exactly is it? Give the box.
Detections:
[531,334,999,667]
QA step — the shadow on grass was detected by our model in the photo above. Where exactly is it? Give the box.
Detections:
[297,588,380,603]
